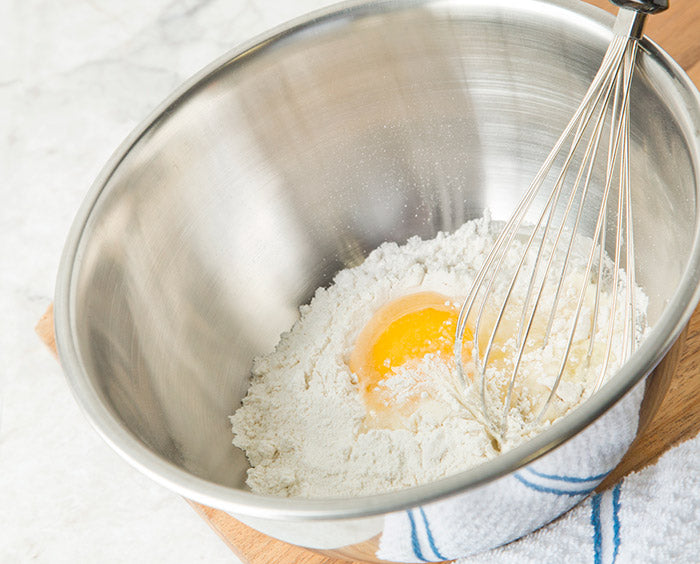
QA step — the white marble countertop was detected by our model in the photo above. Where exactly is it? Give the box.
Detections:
[2,1,330,561]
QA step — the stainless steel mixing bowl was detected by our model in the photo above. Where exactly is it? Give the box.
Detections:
[55,0,700,560]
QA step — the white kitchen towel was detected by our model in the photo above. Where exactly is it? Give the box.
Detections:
[381,431,700,564]
[462,430,700,563]
[377,382,647,562]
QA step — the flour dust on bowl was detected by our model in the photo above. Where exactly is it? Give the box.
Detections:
[54,0,700,561]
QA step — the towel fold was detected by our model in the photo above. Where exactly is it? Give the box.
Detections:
[377,381,645,562]
[376,429,699,563]
[460,430,700,563]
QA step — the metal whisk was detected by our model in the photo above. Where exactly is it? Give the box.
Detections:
[454,0,668,438]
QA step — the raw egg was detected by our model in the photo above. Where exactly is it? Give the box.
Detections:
[349,292,473,428]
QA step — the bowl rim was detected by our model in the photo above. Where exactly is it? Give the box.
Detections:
[54,0,700,521]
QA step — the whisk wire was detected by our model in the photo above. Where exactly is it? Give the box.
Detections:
[456,35,630,380]
[595,39,638,393]
[505,92,618,431]
[455,7,653,437]
[539,37,639,417]
[539,64,622,346]
[624,80,637,360]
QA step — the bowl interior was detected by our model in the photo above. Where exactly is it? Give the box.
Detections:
[63,0,699,499]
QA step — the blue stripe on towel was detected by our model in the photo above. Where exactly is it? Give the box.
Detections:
[418,507,446,561]
[591,492,603,564]
[525,467,610,483]
[612,482,622,562]
[514,472,597,496]
[407,510,429,562]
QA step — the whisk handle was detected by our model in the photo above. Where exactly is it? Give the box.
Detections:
[610,0,669,14]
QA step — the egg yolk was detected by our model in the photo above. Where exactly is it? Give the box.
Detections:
[349,292,473,428]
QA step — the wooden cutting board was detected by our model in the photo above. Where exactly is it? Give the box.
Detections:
[36,2,700,562]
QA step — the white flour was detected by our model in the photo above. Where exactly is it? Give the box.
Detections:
[229,216,647,498]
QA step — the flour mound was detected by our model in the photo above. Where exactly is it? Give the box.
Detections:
[229,216,647,498]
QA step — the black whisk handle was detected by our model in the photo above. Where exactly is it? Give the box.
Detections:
[610,0,669,14]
